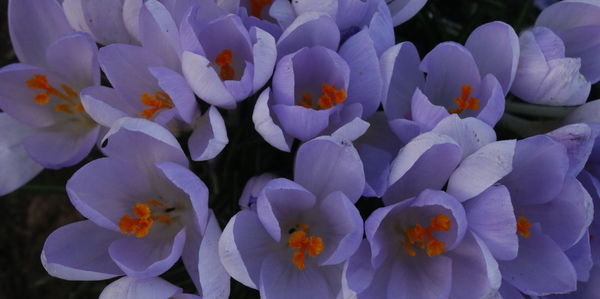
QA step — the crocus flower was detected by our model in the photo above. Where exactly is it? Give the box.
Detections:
[99,276,202,299]
[0,0,101,174]
[347,189,504,298]
[253,20,383,151]
[180,6,277,109]
[536,0,600,84]
[386,0,428,27]
[219,136,364,298]
[510,26,590,106]
[42,118,230,298]
[381,21,518,143]
[239,173,277,211]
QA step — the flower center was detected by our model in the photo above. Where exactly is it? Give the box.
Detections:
[118,200,174,238]
[401,214,451,257]
[298,83,347,110]
[448,84,480,114]
[288,224,324,270]
[249,0,272,19]
[140,91,174,119]
[26,74,84,115]
[215,49,235,81]
[516,216,532,238]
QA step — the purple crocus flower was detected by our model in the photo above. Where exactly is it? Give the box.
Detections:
[536,0,600,84]
[99,276,202,299]
[0,0,100,181]
[381,21,518,143]
[510,26,590,106]
[252,19,383,151]
[180,5,277,109]
[347,189,503,298]
[386,0,428,26]
[41,118,230,298]
[219,136,364,298]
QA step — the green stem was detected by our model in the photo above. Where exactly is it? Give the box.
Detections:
[505,100,577,119]
[499,113,563,137]
[18,184,66,194]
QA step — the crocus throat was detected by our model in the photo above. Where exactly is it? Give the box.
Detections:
[140,91,174,119]
[215,49,235,81]
[119,200,174,238]
[401,214,451,257]
[249,0,272,19]
[298,83,347,110]
[517,216,532,238]
[288,224,324,270]
[26,74,84,114]
[448,84,480,114]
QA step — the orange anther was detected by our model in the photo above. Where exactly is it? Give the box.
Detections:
[118,200,174,238]
[298,83,347,110]
[401,214,451,257]
[249,0,272,19]
[299,93,313,108]
[287,224,324,270]
[140,91,174,119]
[26,74,83,115]
[54,104,74,114]
[517,216,532,238]
[35,93,50,105]
[448,84,480,114]
[215,49,235,81]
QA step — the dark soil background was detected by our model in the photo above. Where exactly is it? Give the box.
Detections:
[0,0,596,298]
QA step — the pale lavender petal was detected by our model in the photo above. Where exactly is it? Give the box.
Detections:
[447,140,516,202]
[219,210,278,289]
[473,73,505,126]
[380,42,424,120]
[149,66,198,124]
[240,173,277,210]
[535,0,600,32]
[465,21,520,93]
[99,276,182,299]
[292,0,338,17]
[500,135,569,205]
[331,117,370,142]
[294,136,365,202]
[250,27,277,92]
[140,0,181,71]
[270,0,296,29]
[431,115,497,158]
[560,25,600,83]
[101,117,188,168]
[366,1,395,56]
[564,230,593,282]
[42,220,123,280]
[411,88,450,132]
[338,29,382,118]
[346,241,375,294]
[0,113,43,196]
[77,0,134,45]
[123,0,144,43]
[181,51,237,109]
[387,254,453,298]
[565,99,600,124]
[23,123,99,169]
[464,185,518,261]
[547,123,597,177]
[271,104,331,141]
[46,32,99,88]
[252,88,293,152]
[387,0,428,26]
[109,228,186,278]
[195,212,231,298]
[276,12,340,58]
[188,106,228,161]
[80,86,131,127]
[388,118,421,144]
[9,0,73,66]
[499,225,577,296]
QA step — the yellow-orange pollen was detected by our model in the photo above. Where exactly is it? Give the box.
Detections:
[288,224,324,270]
[517,216,532,238]
[249,0,272,19]
[215,49,235,81]
[401,214,451,257]
[118,200,173,238]
[26,74,83,114]
[140,91,175,119]
[298,83,347,110]
[448,84,480,114]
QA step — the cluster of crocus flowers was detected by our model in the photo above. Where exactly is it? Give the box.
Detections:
[1,0,600,298]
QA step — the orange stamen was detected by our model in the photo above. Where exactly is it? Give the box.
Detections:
[297,83,347,110]
[517,216,532,238]
[299,93,313,108]
[448,84,480,114]
[140,91,174,119]
[26,74,83,114]
[215,49,235,81]
[288,224,324,270]
[402,214,451,257]
[249,0,272,19]
[118,200,174,238]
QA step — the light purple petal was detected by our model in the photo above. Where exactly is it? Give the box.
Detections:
[9,0,73,66]
[499,225,577,296]
[331,117,370,142]
[338,29,382,118]
[387,0,428,26]
[72,0,134,45]
[500,135,569,205]
[46,32,99,88]
[122,0,144,43]
[0,113,43,196]
[188,106,228,161]
[294,136,365,202]
[219,210,278,289]
[140,0,181,71]
[388,118,422,144]
[380,42,424,120]
[472,73,505,126]
[292,0,338,17]
[99,276,182,299]
[346,240,375,294]
[252,88,293,152]
[411,88,450,132]
[42,220,123,280]
[560,25,600,83]
[464,185,518,261]
[276,12,340,58]
[387,254,453,298]
[250,27,277,92]
[181,51,237,109]
[367,1,395,56]
[271,104,331,141]
[465,21,520,93]
[148,66,198,124]
[384,132,462,204]
[547,123,597,177]
[81,86,131,127]
[447,140,516,202]
[431,115,497,159]
[109,228,186,278]
[564,230,593,282]
[23,122,99,169]
[195,211,231,298]
[565,99,600,124]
